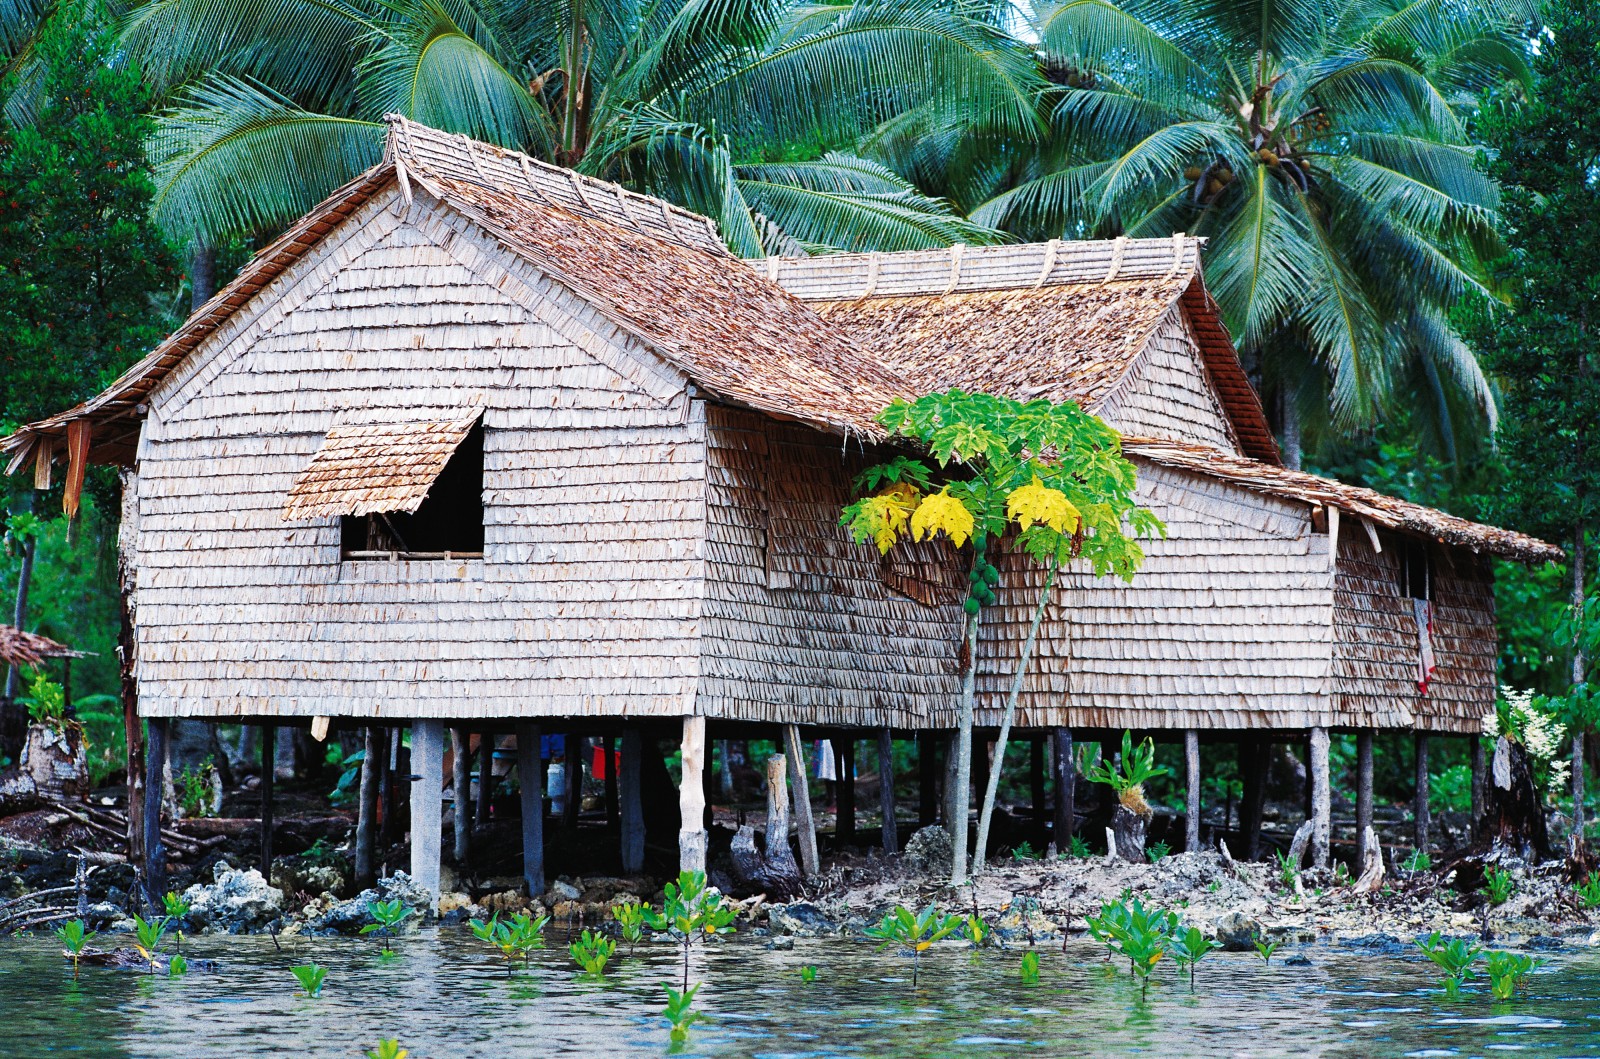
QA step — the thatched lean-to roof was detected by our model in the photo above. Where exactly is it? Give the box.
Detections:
[283,412,481,521]
[0,625,78,668]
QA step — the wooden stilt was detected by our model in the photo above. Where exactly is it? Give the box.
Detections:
[563,734,582,833]
[879,729,898,854]
[476,730,493,829]
[516,723,544,896]
[451,727,471,867]
[410,720,444,912]
[838,738,856,847]
[1470,734,1486,842]
[701,727,715,831]
[620,729,644,874]
[117,509,144,872]
[1309,727,1331,869]
[917,732,937,828]
[354,725,379,888]
[143,717,168,906]
[1356,731,1375,866]
[942,731,960,831]
[679,716,708,873]
[1414,733,1431,854]
[1029,736,1046,848]
[603,735,619,829]
[1185,729,1201,853]
[260,723,275,881]
[783,724,818,876]
[380,728,399,848]
[1053,728,1074,853]
[1241,737,1267,861]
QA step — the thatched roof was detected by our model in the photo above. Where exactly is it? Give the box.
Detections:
[1126,438,1563,564]
[0,625,78,667]
[283,413,480,521]
[767,238,1281,463]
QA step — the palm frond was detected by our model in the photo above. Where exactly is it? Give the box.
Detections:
[1299,54,1465,139]
[969,160,1109,238]
[1033,0,1205,88]
[1087,119,1248,218]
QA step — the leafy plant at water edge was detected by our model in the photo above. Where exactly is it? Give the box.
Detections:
[1019,950,1040,983]
[1084,731,1171,816]
[1146,841,1171,865]
[366,1041,407,1059]
[1403,849,1433,874]
[163,892,191,952]
[662,983,704,1045]
[569,930,616,977]
[800,965,817,983]
[133,914,169,974]
[361,899,413,953]
[290,962,327,997]
[644,871,738,992]
[613,901,647,954]
[174,757,218,819]
[1065,835,1092,860]
[1084,894,1176,998]
[1576,871,1600,909]
[1253,936,1278,966]
[1275,851,1299,889]
[962,912,991,952]
[1417,933,1481,995]
[55,918,93,976]
[1485,868,1515,906]
[1010,841,1038,861]
[167,953,188,978]
[1170,927,1217,990]
[864,904,964,987]
[469,912,549,969]
[1484,951,1543,1001]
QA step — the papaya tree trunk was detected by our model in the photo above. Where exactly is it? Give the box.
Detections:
[973,557,1058,874]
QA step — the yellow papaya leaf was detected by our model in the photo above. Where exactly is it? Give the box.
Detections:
[910,488,974,548]
[1006,477,1080,534]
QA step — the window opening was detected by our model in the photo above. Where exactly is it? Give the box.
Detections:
[341,422,484,560]
[1397,538,1431,600]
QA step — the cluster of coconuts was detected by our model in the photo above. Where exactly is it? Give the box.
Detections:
[964,540,999,615]
[1184,161,1235,205]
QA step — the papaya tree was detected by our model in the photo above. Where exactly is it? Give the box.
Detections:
[841,391,1162,883]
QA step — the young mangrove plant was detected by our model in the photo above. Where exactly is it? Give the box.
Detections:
[290,962,328,998]
[1575,871,1600,909]
[1253,935,1278,966]
[1484,867,1515,906]
[613,901,647,954]
[962,912,991,955]
[469,911,549,970]
[1010,841,1039,861]
[1402,849,1432,873]
[1019,950,1040,984]
[167,953,188,978]
[1416,933,1482,995]
[569,930,616,977]
[1275,851,1299,890]
[800,965,817,983]
[1484,951,1543,1001]
[1065,834,1092,860]
[55,919,94,977]
[644,871,738,992]
[362,899,413,955]
[133,914,170,975]
[162,892,192,953]
[662,983,704,1046]
[366,1041,408,1059]
[864,904,964,987]
[1170,927,1218,990]
[1146,841,1171,866]
[1084,894,1174,998]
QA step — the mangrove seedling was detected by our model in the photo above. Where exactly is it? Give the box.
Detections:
[133,915,170,974]
[569,930,616,977]
[1065,835,1092,860]
[644,870,738,992]
[291,962,328,998]
[1170,927,1218,990]
[163,892,192,952]
[1010,841,1038,861]
[1402,849,1432,874]
[800,965,817,983]
[864,904,963,987]
[1575,871,1600,909]
[962,912,991,954]
[366,1041,408,1059]
[168,953,188,978]
[469,912,549,969]
[361,899,413,954]
[1019,950,1040,984]
[1253,936,1278,966]
[1485,951,1542,1001]
[1275,851,1299,889]
[55,919,94,976]
[1416,933,1481,996]
[1147,841,1171,866]
[613,901,647,954]
[1485,867,1515,906]
[662,982,704,1044]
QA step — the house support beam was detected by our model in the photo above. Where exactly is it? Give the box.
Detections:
[563,733,582,834]
[679,716,708,873]
[620,728,644,874]
[476,729,493,830]
[260,723,275,881]
[1414,733,1431,854]
[603,735,619,829]
[1309,727,1331,869]
[879,729,898,854]
[1029,736,1047,848]
[838,738,856,846]
[1240,737,1268,860]
[1185,729,1202,852]
[451,727,471,867]
[354,725,379,889]
[1053,728,1074,854]
[410,720,444,913]
[516,723,544,896]
[1470,734,1486,841]
[142,717,168,907]
[783,724,819,876]
[917,733,937,828]
[1356,731,1375,868]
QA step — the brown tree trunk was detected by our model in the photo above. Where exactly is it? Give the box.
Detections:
[1480,736,1552,861]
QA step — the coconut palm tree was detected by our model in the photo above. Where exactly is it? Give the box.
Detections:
[119,0,1044,257]
[900,0,1537,463]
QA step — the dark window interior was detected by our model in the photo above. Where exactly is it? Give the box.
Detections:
[341,423,484,558]
[1397,539,1431,600]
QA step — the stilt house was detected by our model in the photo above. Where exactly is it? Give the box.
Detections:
[1,118,1559,893]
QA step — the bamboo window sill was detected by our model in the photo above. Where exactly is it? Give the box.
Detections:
[337,554,486,583]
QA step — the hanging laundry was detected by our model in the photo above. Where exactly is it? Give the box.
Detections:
[1414,597,1436,692]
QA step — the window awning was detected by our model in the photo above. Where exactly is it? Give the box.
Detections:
[283,412,481,521]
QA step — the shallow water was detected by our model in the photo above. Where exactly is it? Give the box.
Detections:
[4,930,1600,1058]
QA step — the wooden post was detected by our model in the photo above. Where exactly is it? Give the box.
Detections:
[879,729,898,854]
[718,739,734,798]
[1241,737,1268,861]
[1029,736,1047,847]
[1414,732,1431,854]
[620,729,644,874]
[563,734,582,834]
[1309,727,1331,869]
[476,730,493,829]
[117,476,145,872]
[763,755,801,885]
[380,727,400,848]
[917,732,937,828]
[701,728,716,831]
[1356,731,1375,868]
[837,738,856,846]
[410,720,444,912]
[354,725,379,889]
[679,716,708,873]
[1053,728,1074,852]
[783,724,819,876]
[260,723,275,881]
[603,735,619,829]
[516,723,544,896]
[451,727,471,868]
[1470,735,1486,842]
[142,717,167,906]
[1184,729,1202,853]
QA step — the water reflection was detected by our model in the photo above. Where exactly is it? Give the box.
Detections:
[2,931,1598,1058]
